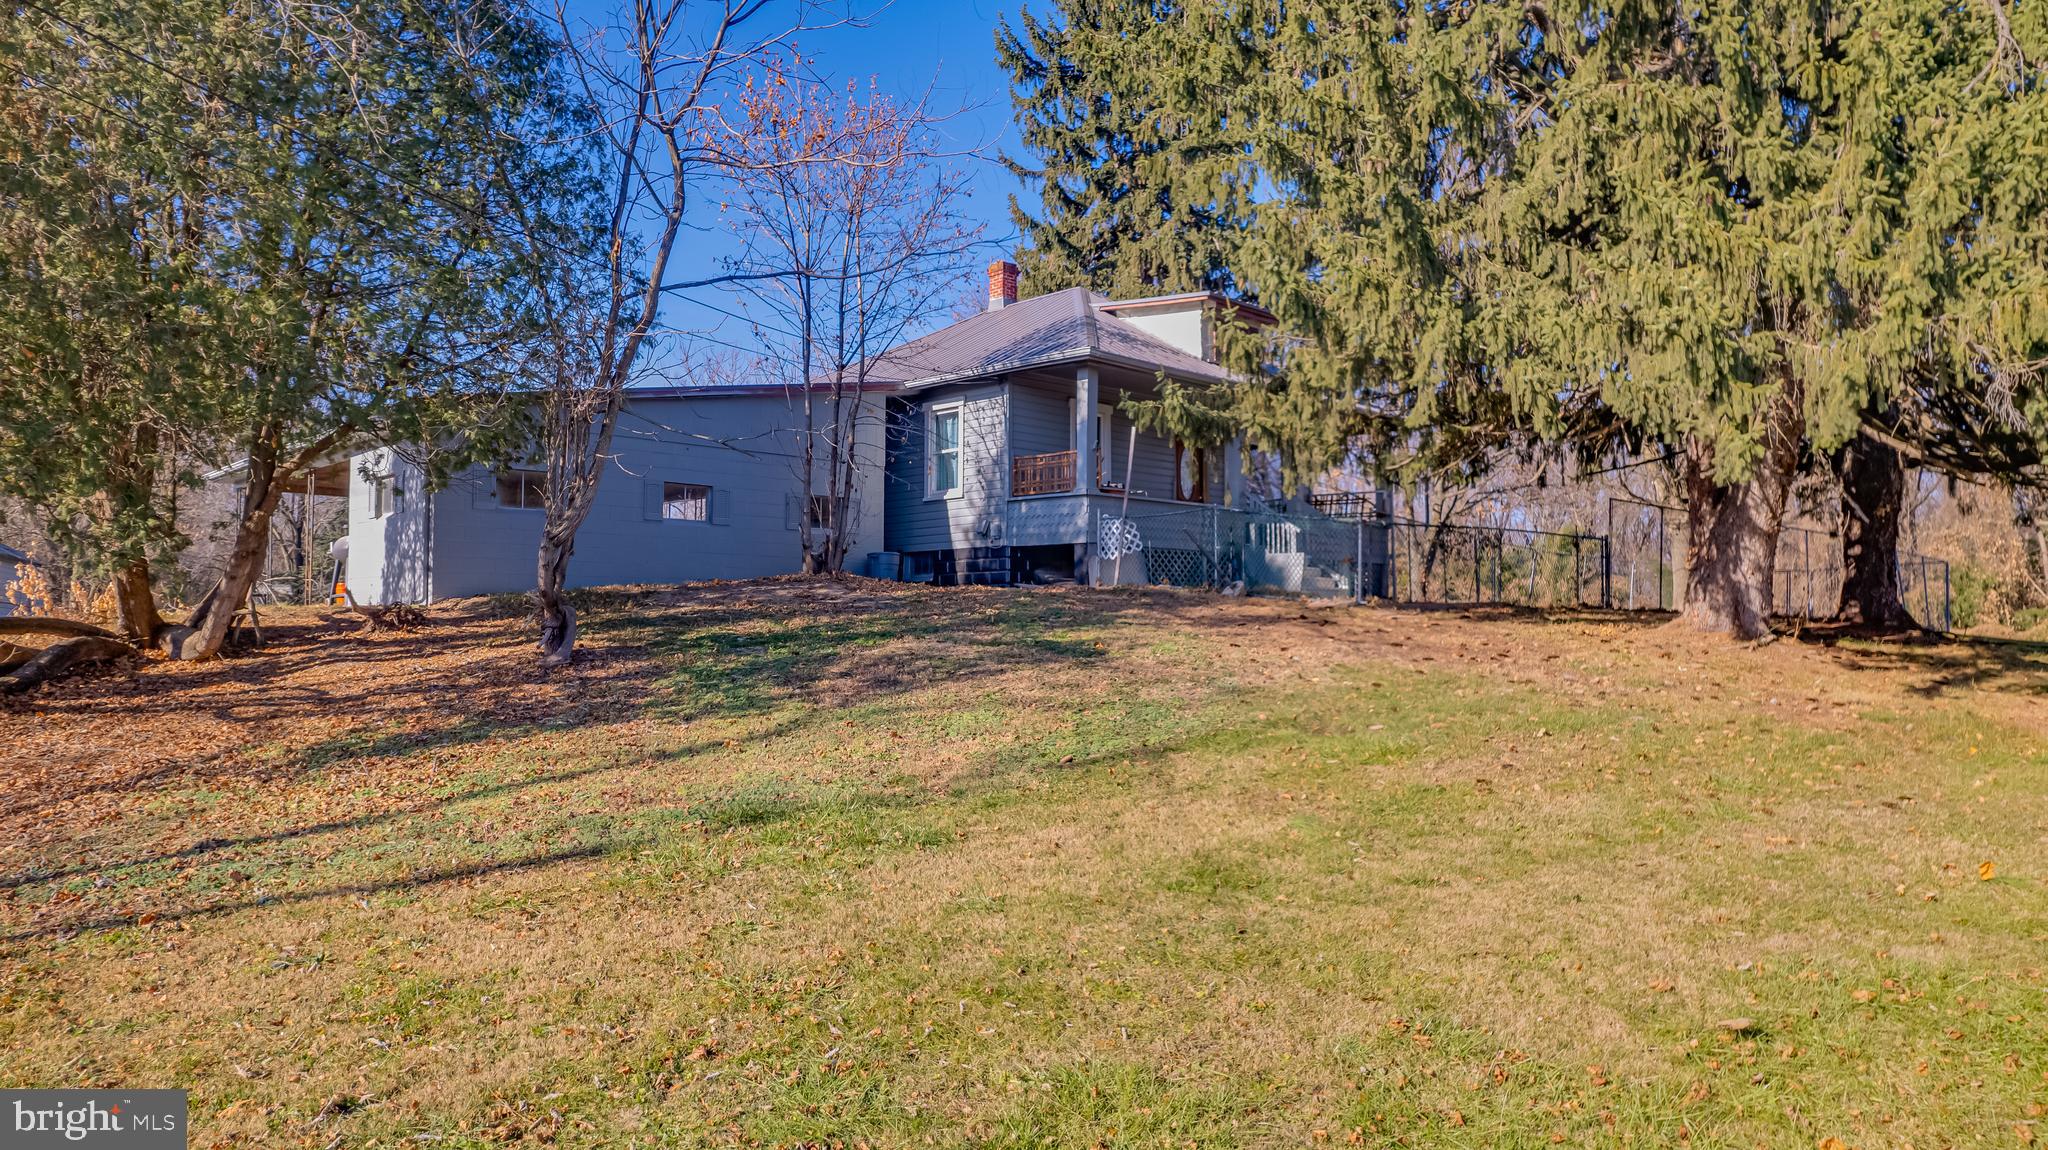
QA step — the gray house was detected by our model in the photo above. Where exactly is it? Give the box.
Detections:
[334,261,1379,603]
[343,386,887,604]
[866,266,1266,585]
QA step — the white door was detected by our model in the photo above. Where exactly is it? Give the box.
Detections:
[1068,399,1119,487]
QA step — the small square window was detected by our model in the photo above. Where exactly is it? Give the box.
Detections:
[663,482,710,522]
[369,475,402,518]
[807,495,833,530]
[496,470,546,510]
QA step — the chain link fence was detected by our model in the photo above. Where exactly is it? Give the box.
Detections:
[1093,497,1952,628]
[1384,521,1609,608]
[1606,500,1953,629]
[1099,503,1377,598]
[1899,555,1955,631]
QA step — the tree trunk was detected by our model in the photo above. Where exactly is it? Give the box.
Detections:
[0,617,124,639]
[536,531,576,667]
[2012,487,2048,602]
[160,425,314,660]
[1674,391,1803,640]
[163,496,279,659]
[0,636,135,695]
[112,557,163,644]
[1834,429,1917,630]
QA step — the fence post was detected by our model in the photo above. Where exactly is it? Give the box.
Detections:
[1657,506,1668,609]
[1571,535,1581,606]
[1600,536,1612,609]
[1354,517,1364,604]
[1493,529,1503,602]
[1196,503,1212,585]
[1474,532,1482,604]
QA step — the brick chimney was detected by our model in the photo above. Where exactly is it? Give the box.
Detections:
[987,260,1019,311]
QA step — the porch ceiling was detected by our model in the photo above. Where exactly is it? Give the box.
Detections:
[304,459,350,498]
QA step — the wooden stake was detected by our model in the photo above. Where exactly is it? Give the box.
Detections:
[1111,425,1138,586]
[303,471,316,606]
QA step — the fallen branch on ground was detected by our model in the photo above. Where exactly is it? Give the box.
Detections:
[0,636,136,695]
[343,589,427,632]
[0,617,123,640]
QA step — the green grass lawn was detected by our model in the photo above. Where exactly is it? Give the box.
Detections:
[3,581,2046,1148]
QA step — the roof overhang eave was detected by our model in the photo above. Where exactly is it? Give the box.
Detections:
[203,441,360,485]
[892,348,1237,391]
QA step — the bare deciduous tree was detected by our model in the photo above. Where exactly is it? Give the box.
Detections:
[709,73,980,575]
[516,1,849,666]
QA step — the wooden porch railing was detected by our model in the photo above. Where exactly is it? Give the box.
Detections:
[1011,449,1078,496]
[1308,492,1379,520]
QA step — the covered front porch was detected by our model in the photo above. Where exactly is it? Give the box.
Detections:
[1001,365,1232,508]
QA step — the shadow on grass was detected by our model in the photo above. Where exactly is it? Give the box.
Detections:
[4,843,614,943]
[588,585,1116,724]
[0,725,783,896]
[3,717,1212,944]
[1799,629,2048,697]
[4,581,1154,824]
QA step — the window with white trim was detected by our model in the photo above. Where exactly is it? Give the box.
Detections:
[662,481,710,522]
[927,403,963,498]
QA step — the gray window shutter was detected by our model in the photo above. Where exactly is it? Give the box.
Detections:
[713,488,731,525]
[644,477,664,521]
[784,492,800,530]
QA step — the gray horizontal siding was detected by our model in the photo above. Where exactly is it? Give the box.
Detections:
[408,391,883,601]
[1010,379,1187,498]
[1122,424,1183,500]
[0,558,21,616]
[1009,383,1070,456]
[883,383,1007,554]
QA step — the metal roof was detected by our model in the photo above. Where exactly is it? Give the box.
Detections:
[626,381,899,400]
[0,542,29,564]
[860,287,1237,388]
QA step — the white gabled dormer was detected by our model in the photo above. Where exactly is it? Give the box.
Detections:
[1093,292,1275,364]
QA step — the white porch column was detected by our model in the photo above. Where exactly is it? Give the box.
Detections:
[1075,366,1100,494]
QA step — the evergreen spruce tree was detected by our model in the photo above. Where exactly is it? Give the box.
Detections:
[996,3,1257,298]
[1022,0,2046,639]
[1832,3,2048,629]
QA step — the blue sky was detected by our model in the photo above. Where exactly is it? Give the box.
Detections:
[635,0,1034,372]
[797,0,1028,245]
